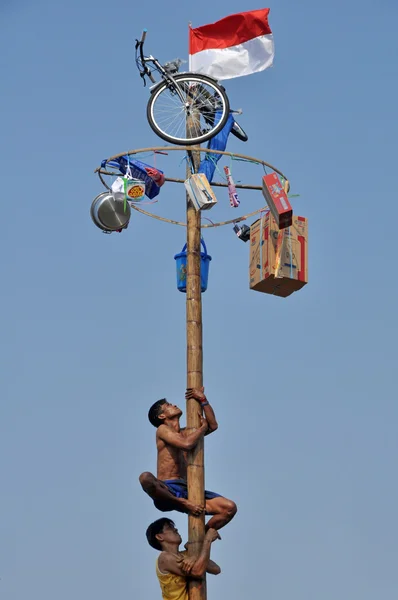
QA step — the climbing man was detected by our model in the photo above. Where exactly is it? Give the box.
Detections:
[146,517,221,600]
[139,387,237,530]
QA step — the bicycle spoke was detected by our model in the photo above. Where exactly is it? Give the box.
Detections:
[156,106,186,139]
[152,94,185,137]
[154,103,186,127]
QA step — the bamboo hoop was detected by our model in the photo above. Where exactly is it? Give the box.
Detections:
[95,146,289,183]
[94,146,289,228]
[129,201,269,228]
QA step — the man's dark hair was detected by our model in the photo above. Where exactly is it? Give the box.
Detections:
[146,518,175,550]
[148,399,167,428]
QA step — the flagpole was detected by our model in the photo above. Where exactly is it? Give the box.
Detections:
[188,22,192,71]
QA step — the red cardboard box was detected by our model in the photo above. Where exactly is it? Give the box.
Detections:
[249,212,308,297]
[262,173,293,229]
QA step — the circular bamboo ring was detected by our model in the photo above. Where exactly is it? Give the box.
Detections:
[94,146,289,228]
[129,201,269,228]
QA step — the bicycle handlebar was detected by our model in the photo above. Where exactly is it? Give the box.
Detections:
[139,29,155,83]
[139,30,146,65]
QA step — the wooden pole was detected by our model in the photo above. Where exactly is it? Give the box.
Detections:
[186,114,206,600]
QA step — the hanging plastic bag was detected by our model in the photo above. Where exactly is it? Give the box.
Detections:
[122,161,145,203]
[111,175,145,215]
[101,156,164,199]
[145,167,165,187]
[198,113,234,183]
[111,177,125,202]
[124,178,145,203]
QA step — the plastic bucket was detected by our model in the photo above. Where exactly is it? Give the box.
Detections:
[174,238,212,293]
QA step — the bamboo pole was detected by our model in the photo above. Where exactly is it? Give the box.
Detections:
[186,115,206,600]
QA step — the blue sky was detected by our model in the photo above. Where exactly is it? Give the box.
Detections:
[1,0,398,599]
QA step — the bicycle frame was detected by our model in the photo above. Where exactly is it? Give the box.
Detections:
[135,30,247,143]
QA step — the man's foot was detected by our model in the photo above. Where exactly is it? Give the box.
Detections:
[181,499,205,516]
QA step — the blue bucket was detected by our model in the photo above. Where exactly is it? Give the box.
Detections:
[174,238,212,293]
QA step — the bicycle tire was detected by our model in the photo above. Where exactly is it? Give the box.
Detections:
[231,120,249,142]
[147,73,230,146]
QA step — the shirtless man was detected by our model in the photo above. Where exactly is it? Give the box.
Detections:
[146,517,220,600]
[139,387,237,530]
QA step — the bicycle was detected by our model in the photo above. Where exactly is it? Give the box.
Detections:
[135,30,248,146]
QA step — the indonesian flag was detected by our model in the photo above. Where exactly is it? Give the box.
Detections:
[189,8,274,81]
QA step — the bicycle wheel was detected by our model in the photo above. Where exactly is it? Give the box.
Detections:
[147,73,230,146]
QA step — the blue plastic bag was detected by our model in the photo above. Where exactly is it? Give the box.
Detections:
[101,156,163,200]
[198,113,234,183]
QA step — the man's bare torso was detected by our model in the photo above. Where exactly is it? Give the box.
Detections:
[156,428,187,480]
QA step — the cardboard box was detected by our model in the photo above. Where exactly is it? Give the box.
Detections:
[184,173,217,211]
[249,212,308,297]
[262,173,293,229]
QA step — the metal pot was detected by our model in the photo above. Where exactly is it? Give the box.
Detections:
[90,192,131,232]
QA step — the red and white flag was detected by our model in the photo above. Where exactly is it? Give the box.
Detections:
[189,8,274,81]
